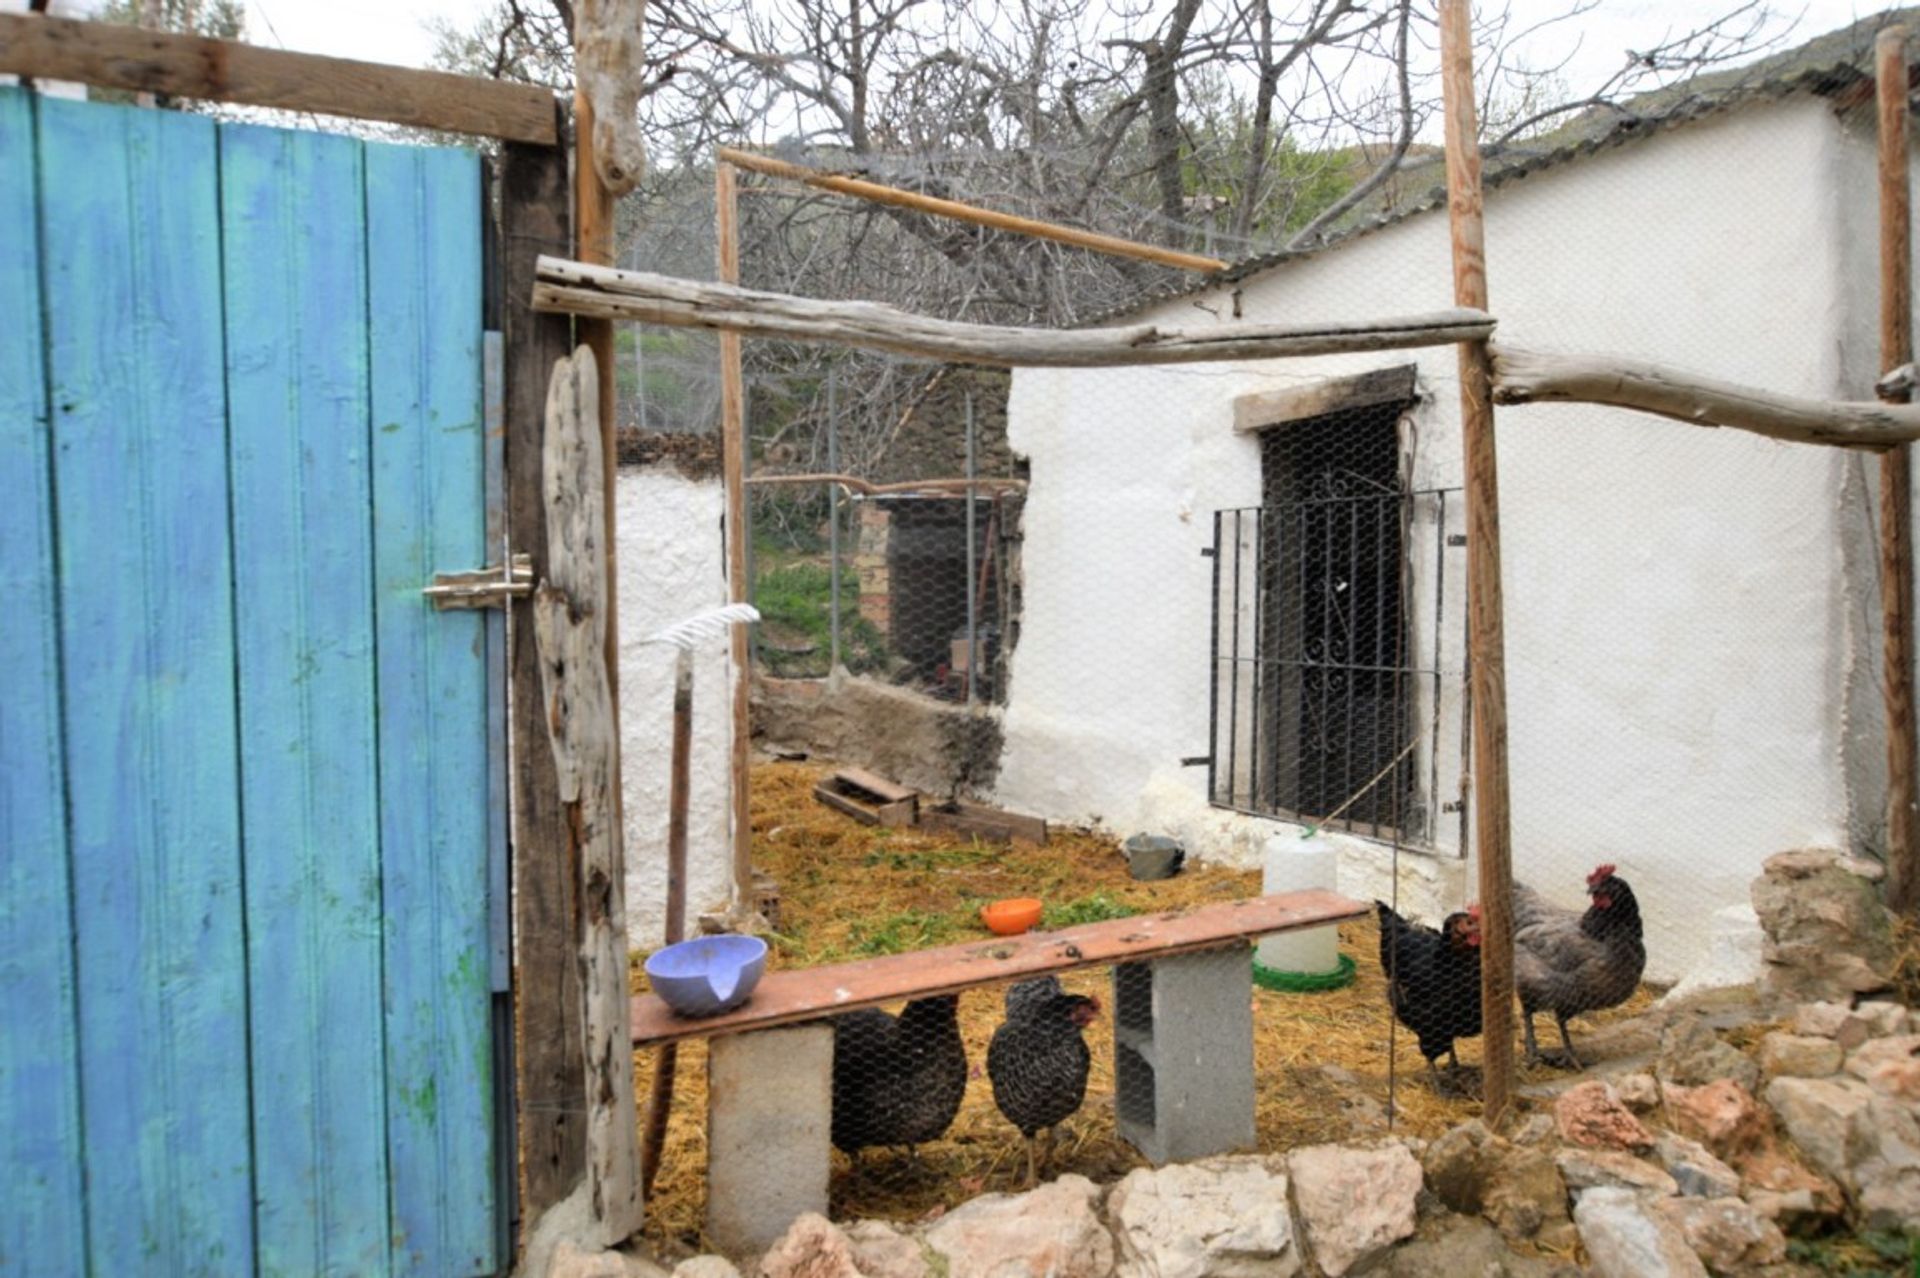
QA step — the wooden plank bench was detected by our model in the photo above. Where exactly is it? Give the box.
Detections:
[633,890,1367,1255]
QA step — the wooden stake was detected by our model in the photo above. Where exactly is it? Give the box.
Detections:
[716,146,1227,274]
[1879,25,1919,917]
[1439,0,1516,1129]
[717,160,755,916]
[639,659,693,1200]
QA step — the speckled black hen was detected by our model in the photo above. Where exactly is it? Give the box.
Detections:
[1513,864,1646,1069]
[829,994,968,1163]
[987,977,1101,1186]
[1376,900,1482,1095]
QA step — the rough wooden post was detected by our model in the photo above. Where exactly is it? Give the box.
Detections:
[1879,25,1919,917]
[532,346,644,1243]
[502,136,587,1233]
[1439,0,1517,1127]
[717,158,755,914]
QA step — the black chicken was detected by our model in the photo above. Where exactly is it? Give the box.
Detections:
[1376,900,1483,1095]
[1513,863,1646,1070]
[987,976,1101,1186]
[829,994,968,1164]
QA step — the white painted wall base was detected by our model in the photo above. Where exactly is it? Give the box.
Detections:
[616,467,736,949]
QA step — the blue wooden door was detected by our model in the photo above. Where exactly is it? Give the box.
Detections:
[0,88,502,1277]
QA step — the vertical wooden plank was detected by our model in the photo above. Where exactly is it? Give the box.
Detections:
[36,94,255,1273]
[1438,0,1516,1127]
[219,120,392,1276]
[0,85,87,1276]
[366,140,497,1277]
[1878,26,1919,917]
[717,159,754,911]
[502,137,587,1236]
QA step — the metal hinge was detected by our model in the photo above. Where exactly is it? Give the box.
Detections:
[1441,800,1464,813]
[1447,534,1467,547]
[424,552,533,610]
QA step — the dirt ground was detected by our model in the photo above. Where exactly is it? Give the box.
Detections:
[629,760,1655,1253]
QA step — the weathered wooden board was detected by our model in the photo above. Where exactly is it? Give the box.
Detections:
[919,799,1047,845]
[631,890,1367,1048]
[39,93,255,1274]
[0,12,559,144]
[0,86,86,1276]
[502,140,589,1226]
[813,773,918,828]
[367,140,499,1276]
[219,119,391,1276]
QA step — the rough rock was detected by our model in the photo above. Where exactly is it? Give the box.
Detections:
[1420,1121,1572,1248]
[1614,1073,1661,1112]
[1108,1157,1299,1278]
[920,1176,1114,1278]
[550,1244,671,1278]
[1554,1148,1679,1197]
[1650,1197,1787,1274]
[1652,1132,1741,1200]
[1791,1001,1855,1041]
[1844,1033,1920,1100]
[1658,1018,1761,1092]
[1509,1114,1557,1147]
[1737,1146,1845,1227]
[1756,1033,1843,1081]
[674,1258,743,1278]
[1287,1143,1421,1277]
[842,1222,927,1278]
[1555,1081,1654,1150]
[759,1216,865,1278]
[1853,1001,1912,1037]
[1662,1080,1771,1162]
[1750,849,1896,1003]
[1572,1187,1709,1278]
[1763,1076,1874,1186]
[1383,1214,1567,1278]
[1763,1074,1920,1230]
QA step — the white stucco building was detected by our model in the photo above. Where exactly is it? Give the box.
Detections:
[993,25,1912,984]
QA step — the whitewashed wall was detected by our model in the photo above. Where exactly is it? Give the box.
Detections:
[616,467,736,949]
[1001,96,1881,982]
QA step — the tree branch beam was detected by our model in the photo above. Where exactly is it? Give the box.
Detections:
[531,256,1493,366]
[1490,343,1920,449]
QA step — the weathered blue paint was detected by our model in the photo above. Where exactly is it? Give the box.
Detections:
[0,86,88,1277]
[365,142,498,1277]
[219,121,393,1278]
[9,93,504,1275]
[36,95,256,1275]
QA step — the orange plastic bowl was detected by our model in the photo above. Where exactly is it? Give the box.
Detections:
[982,897,1044,936]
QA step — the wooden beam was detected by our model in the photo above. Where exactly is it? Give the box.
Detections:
[501,140,585,1236]
[717,161,756,919]
[1233,364,1420,432]
[717,146,1227,274]
[531,347,643,1245]
[1488,345,1920,449]
[1440,0,1516,1131]
[745,472,1027,497]
[1880,25,1920,918]
[630,890,1369,1048]
[531,258,1496,367]
[0,12,559,144]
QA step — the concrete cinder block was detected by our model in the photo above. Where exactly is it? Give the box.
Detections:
[706,1023,833,1255]
[1113,945,1257,1165]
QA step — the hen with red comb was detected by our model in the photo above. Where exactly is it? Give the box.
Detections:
[1510,866,1645,1069]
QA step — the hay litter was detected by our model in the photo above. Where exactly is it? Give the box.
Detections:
[630,761,1655,1251]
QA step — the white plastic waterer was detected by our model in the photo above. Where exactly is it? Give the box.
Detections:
[1255,832,1340,975]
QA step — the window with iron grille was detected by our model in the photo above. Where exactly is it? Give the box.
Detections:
[1208,377,1465,849]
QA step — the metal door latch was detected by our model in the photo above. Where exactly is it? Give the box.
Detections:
[424,553,533,610]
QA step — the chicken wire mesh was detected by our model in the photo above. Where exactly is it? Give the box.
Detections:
[611,21,1912,1240]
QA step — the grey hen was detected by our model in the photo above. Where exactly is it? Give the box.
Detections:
[830,994,968,1164]
[988,977,1101,1186]
[1513,864,1646,1069]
